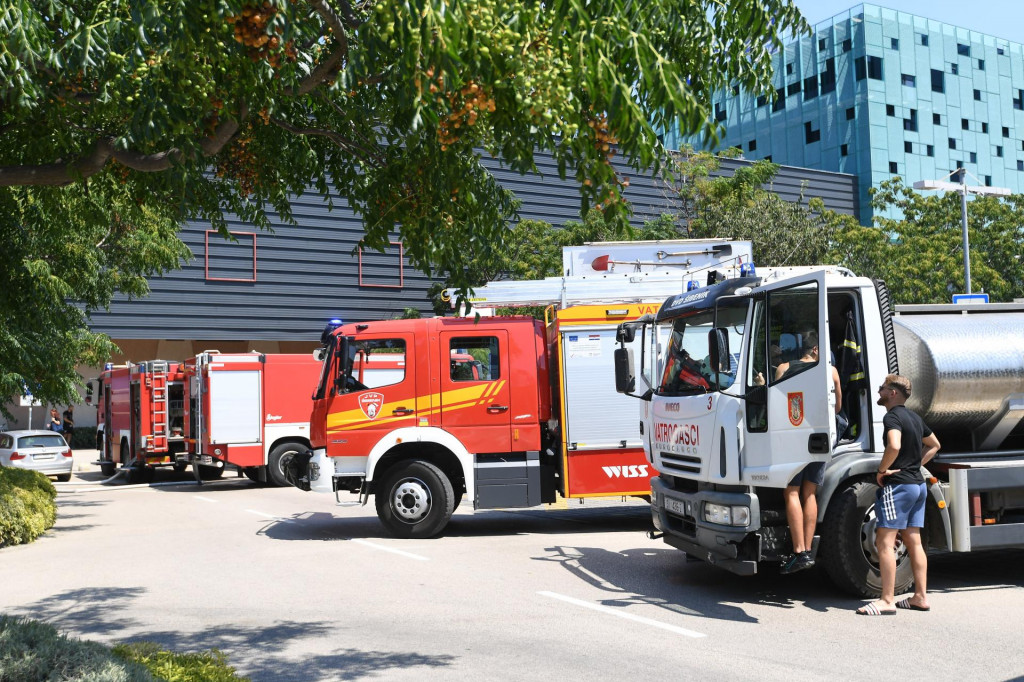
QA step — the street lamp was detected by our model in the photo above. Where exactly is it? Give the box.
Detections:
[913,170,1010,295]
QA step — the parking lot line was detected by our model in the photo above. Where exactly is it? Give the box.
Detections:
[193,495,218,503]
[348,539,429,561]
[537,591,706,639]
[245,509,297,523]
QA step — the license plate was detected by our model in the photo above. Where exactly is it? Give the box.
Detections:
[666,497,688,516]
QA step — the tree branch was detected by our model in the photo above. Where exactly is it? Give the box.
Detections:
[270,116,381,166]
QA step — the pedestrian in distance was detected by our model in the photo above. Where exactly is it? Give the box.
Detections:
[62,404,75,449]
[46,407,63,434]
[778,332,842,575]
[856,374,941,616]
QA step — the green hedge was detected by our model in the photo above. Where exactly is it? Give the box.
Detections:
[70,426,98,450]
[0,468,57,548]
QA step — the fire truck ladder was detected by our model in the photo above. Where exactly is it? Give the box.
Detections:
[147,361,170,452]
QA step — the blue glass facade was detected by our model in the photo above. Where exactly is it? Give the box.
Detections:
[666,4,1024,222]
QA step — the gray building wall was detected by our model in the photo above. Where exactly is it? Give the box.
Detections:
[86,150,857,343]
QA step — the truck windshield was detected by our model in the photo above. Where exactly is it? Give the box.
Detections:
[658,305,746,396]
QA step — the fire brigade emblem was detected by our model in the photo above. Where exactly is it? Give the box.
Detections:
[788,392,804,426]
[359,392,385,420]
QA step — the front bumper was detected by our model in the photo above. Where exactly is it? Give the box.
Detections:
[651,477,762,575]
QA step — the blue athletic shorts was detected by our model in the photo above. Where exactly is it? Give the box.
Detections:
[876,482,927,529]
[788,461,825,487]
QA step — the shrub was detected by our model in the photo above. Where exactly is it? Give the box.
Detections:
[71,426,98,450]
[0,615,154,681]
[113,642,250,682]
[0,468,57,547]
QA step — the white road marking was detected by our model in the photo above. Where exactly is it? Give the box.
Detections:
[245,509,296,524]
[348,539,429,561]
[538,591,706,639]
[193,495,218,503]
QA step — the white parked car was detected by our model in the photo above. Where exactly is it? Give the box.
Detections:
[0,430,73,482]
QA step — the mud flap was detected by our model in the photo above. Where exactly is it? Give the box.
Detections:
[284,449,314,491]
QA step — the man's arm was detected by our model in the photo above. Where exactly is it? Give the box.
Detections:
[876,428,901,486]
[921,432,941,466]
[831,366,842,414]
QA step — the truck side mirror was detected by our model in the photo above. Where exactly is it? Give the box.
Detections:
[615,323,637,344]
[84,381,94,406]
[614,348,636,394]
[312,348,326,362]
[708,328,730,372]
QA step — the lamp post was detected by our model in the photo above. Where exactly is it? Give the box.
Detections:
[912,170,1010,295]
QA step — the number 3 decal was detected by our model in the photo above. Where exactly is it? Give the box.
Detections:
[707,395,714,410]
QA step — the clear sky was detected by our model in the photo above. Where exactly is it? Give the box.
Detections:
[793,1,1024,44]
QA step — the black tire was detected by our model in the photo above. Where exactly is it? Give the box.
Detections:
[172,460,188,474]
[267,442,304,487]
[56,473,72,482]
[375,460,455,538]
[243,467,266,484]
[820,480,914,598]
[100,460,117,477]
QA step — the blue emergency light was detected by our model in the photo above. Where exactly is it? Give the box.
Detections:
[104,363,113,370]
[321,318,344,345]
[740,262,756,277]
[686,280,699,291]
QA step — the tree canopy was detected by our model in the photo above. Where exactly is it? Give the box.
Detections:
[1,0,805,409]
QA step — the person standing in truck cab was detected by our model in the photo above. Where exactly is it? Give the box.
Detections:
[778,332,842,575]
[856,374,940,616]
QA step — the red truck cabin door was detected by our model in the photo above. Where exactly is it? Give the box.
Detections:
[439,331,512,453]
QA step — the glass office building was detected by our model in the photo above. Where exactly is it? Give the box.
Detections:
[666,4,1024,222]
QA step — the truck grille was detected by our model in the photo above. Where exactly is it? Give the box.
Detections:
[659,452,702,475]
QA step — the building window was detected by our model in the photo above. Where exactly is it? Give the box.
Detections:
[977,59,985,70]
[821,58,836,93]
[1004,126,1011,137]
[933,113,942,125]
[903,109,918,132]
[786,62,794,75]
[715,102,726,122]
[843,38,852,53]
[772,88,786,112]
[804,121,821,144]
[957,43,970,56]
[867,56,883,80]
[731,85,739,96]
[998,47,1006,55]
[970,152,977,163]
[804,75,818,100]
[846,107,856,120]
[949,138,957,149]
[985,175,992,186]
[855,56,866,81]
[904,141,913,153]
[919,34,929,46]
[748,139,757,152]
[889,161,898,174]
[902,74,915,87]
[787,81,801,96]
[927,145,934,157]
[997,146,1003,157]
[1014,90,1024,110]
[757,94,768,107]
[931,69,944,93]
[955,160,963,169]
[818,38,826,51]
[890,37,899,50]
[982,122,988,134]
[1018,160,1023,171]
[950,62,959,75]
[961,118,969,130]
[840,144,849,157]
[764,155,772,162]
[886,104,896,116]
[974,89,982,101]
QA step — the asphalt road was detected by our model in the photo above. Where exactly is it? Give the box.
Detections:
[2,464,1023,682]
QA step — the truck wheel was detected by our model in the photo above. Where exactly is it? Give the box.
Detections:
[375,460,455,538]
[244,467,266,484]
[197,464,224,480]
[267,442,303,487]
[820,480,914,598]
[100,459,116,477]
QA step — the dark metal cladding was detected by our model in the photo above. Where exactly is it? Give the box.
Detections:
[655,277,761,322]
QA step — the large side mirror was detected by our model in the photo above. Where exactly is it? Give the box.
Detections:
[614,348,636,394]
[615,323,637,344]
[333,337,353,393]
[708,328,730,373]
[312,348,326,362]
[84,381,94,406]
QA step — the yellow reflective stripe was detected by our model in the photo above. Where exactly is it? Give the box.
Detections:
[842,339,861,352]
[849,371,865,381]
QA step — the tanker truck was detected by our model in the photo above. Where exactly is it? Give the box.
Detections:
[613,265,1024,596]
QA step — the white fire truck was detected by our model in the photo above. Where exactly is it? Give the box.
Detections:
[287,241,755,537]
[614,265,1024,596]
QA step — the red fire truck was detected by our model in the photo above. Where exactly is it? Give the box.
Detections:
[85,360,187,480]
[182,352,324,485]
[285,240,753,537]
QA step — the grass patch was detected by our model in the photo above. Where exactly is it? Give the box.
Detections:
[0,617,250,681]
[0,468,57,548]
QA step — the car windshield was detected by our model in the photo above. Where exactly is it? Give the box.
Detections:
[658,305,746,396]
[18,434,67,448]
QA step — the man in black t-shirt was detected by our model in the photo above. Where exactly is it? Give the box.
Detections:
[856,374,941,616]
